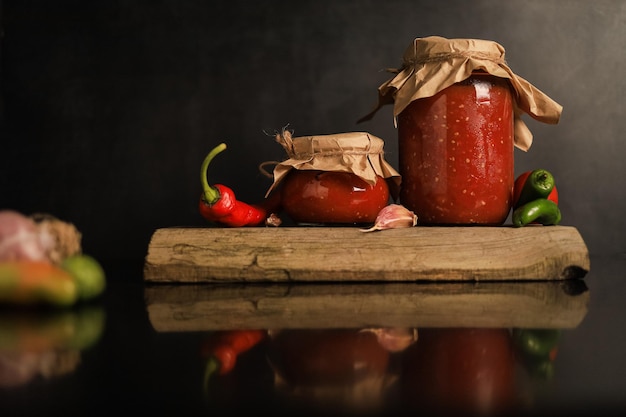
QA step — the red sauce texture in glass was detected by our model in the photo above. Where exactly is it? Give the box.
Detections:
[281,170,389,225]
[397,74,514,225]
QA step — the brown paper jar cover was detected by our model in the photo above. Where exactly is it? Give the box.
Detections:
[266,130,401,197]
[359,36,563,151]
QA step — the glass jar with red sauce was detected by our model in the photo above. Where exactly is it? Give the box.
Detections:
[280,170,390,225]
[359,36,563,226]
[397,73,514,225]
[266,131,400,225]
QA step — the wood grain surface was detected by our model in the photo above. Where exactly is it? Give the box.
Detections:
[143,225,590,282]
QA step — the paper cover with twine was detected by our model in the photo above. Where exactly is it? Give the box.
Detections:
[265,131,401,197]
[358,36,563,151]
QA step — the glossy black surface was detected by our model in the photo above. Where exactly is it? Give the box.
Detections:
[2,2,625,416]
[1,254,625,416]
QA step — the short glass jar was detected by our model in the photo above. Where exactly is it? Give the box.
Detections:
[397,73,515,225]
[267,131,400,226]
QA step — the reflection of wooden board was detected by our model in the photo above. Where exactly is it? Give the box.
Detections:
[144,280,590,332]
[143,226,589,282]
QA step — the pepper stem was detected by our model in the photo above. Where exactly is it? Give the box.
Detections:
[201,143,227,205]
[202,356,220,394]
[537,172,548,182]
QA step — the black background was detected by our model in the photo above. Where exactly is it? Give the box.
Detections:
[2,0,624,275]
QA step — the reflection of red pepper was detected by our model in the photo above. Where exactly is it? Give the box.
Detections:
[202,329,265,384]
[199,143,268,227]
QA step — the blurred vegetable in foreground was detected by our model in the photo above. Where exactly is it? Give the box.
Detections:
[0,210,106,307]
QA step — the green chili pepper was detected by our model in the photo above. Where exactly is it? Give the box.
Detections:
[512,329,561,357]
[514,169,556,209]
[512,328,561,380]
[512,198,561,227]
[527,358,556,380]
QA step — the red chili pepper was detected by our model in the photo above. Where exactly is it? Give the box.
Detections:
[548,346,559,362]
[201,330,265,390]
[199,143,268,227]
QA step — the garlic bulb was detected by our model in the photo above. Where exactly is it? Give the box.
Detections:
[360,204,417,232]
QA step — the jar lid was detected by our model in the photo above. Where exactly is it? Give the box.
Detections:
[265,130,400,197]
[359,36,563,151]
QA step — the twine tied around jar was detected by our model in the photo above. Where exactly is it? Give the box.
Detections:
[358,36,563,151]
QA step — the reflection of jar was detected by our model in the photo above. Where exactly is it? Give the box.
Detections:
[398,73,514,225]
[267,131,401,225]
[266,329,391,412]
[400,328,517,414]
[281,170,389,225]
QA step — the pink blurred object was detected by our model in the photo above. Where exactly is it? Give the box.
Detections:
[0,210,54,262]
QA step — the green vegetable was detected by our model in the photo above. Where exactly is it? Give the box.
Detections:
[512,328,561,380]
[65,306,107,349]
[0,306,106,351]
[514,169,556,209]
[61,254,106,300]
[512,329,561,357]
[526,358,556,380]
[512,199,561,227]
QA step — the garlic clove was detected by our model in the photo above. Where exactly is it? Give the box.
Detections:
[360,327,419,352]
[360,204,417,232]
[265,213,282,227]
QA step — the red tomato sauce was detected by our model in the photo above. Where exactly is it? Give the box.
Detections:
[281,170,389,225]
[397,73,515,225]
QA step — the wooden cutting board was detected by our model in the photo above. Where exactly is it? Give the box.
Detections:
[143,225,589,282]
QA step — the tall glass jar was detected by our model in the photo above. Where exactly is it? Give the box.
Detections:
[397,73,515,225]
[358,36,563,226]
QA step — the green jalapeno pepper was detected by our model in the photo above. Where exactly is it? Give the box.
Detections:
[512,328,561,357]
[513,169,556,209]
[512,328,561,380]
[512,198,561,227]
